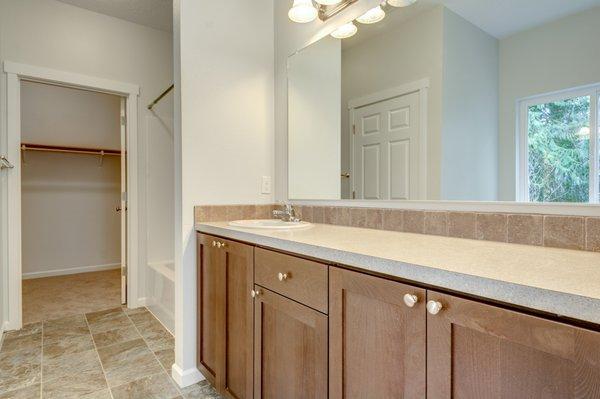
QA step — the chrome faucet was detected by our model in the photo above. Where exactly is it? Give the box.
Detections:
[272,203,300,222]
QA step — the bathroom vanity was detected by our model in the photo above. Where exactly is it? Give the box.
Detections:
[195,222,600,399]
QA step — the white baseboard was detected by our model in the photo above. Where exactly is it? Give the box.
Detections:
[171,364,205,388]
[22,263,121,280]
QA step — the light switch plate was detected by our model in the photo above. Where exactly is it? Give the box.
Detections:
[261,176,272,194]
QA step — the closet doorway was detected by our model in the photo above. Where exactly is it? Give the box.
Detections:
[1,62,140,330]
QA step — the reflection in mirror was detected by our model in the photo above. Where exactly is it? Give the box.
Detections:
[288,0,600,203]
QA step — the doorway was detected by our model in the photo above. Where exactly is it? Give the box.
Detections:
[348,79,429,200]
[1,62,140,330]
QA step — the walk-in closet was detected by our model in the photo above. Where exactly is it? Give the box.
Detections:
[20,80,125,323]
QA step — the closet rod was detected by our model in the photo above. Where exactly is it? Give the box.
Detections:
[21,143,121,156]
[147,84,174,110]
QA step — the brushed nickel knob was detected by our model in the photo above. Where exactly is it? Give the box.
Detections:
[212,241,217,247]
[220,242,226,248]
[251,289,262,298]
[426,300,443,315]
[277,272,289,281]
[403,294,419,308]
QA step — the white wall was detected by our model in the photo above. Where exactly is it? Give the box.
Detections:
[498,6,600,200]
[441,8,498,201]
[0,0,173,311]
[340,6,444,200]
[174,0,274,386]
[288,36,341,200]
[20,82,121,278]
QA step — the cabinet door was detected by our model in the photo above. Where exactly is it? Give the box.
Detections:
[221,239,254,399]
[329,267,426,398]
[196,233,222,388]
[254,287,328,399]
[427,291,600,398]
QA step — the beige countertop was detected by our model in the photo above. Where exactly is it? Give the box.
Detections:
[196,222,600,325]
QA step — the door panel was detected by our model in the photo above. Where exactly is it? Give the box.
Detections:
[254,287,328,399]
[222,239,254,399]
[427,291,600,398]
[196,234,221,387]
[329,267,426,398]
[353,91,420,200]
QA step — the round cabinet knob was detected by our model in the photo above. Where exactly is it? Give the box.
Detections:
[212,241,217,247]
[403,293,419,308]
[426,300,443,315]
[251,289,262,298]
[220,242,226,248]
[277,272,289,281]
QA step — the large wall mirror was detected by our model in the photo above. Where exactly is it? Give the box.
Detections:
[288,0,600,204]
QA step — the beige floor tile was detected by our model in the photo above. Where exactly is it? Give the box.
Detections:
[80,388,112,399]
[86,309,133,334]
[22,270,121,324]
[154,348,174,371]
[42,369,107,399]
[0,383,41,399]
[0,347,41,394]
[2,323,42,340]
[0,333,42,354]
[42,349,102,381]
[97,338,163,387]
[43,314,87,332]
[43,334,95,361]
[110,372,180,399]
[92,326,140,349]
[180,381,222,399]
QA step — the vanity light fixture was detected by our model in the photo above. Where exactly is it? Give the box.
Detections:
[387,0,417,7]
[288,0,318,23]
[330,21,358,39]
[314,0,343,4]
[356,5,386,24]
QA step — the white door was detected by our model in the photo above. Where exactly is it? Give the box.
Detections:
[120,98,127,305]
[352,91,420,200]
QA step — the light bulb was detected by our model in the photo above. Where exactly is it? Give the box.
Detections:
[315,0,343,4]
[387,0,417,7]
[288,0,318,23]
[331,21,357,39]
[356,6,385,24]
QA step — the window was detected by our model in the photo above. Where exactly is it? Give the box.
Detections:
[518,86,599,203]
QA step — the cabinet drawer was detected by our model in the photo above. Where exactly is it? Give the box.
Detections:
[255,248,328,313]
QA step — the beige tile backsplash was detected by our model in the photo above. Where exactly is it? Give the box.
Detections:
[195,204,599,253]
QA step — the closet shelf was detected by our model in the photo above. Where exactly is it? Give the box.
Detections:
[21,143,121,156]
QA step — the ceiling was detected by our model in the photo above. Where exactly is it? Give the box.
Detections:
[436,0,600,38]
[56,0,173,32]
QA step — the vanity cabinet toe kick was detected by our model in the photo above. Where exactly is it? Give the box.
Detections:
[196,232,600,399]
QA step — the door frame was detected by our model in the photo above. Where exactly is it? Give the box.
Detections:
[348,78,429,200]
[1,61,140,330]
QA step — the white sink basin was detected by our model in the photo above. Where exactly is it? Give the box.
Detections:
[228,219,312,230]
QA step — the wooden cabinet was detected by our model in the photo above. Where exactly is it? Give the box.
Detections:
[253,286,328,399]
[197,234,600,399]
[329,267,427,398]
[426,291,600,398]
[196,233,254,399]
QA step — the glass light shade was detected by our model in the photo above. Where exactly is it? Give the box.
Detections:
[315,0,343,4]
[356,6,385,24]
[330,21,358,39]
[387,0,417,7]
[288,0,318,23]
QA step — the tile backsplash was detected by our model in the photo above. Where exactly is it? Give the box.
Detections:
[194,204,600,253]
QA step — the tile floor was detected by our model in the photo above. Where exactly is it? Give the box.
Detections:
[0,307,221,399]
[22,270,122,324]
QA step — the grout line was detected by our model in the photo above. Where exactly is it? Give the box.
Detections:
[123,307,183,398]
[40,322,44,399]
[84,312,116,399]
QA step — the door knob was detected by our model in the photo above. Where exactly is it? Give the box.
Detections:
[426,300,443,315]
[0,156,14,170]
[403,294,419,308]
[116,206,122,212]
[277,272,289,281]
[251,289,262,298]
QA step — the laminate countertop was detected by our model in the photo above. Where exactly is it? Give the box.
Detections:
[196,222,600,325]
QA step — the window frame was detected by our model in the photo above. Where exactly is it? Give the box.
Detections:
[517,84,600,203]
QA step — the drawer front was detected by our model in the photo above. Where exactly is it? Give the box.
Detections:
[255,248,328,313]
